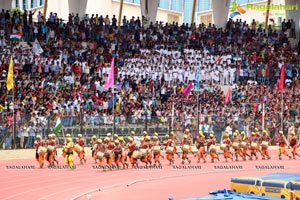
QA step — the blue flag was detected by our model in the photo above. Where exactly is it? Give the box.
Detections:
[194,64,201,91]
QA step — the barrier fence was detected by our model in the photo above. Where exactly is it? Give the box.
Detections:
[0,112,296,149]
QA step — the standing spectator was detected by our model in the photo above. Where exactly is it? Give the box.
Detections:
[290,19,296,39]
[25,122,36,148]
[112,15,117,27]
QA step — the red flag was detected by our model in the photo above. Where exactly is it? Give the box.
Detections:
[279,64,285,93]
[182,82,193,97]
[225,87,231,103]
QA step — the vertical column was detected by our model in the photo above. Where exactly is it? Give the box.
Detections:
[211,0,230,28]
[140,0,159,26]
[11,0,16,9]
[285,0,300,40]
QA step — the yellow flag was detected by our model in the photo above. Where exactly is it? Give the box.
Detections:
[6,56,14,91]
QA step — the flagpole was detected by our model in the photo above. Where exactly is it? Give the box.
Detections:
[197,92,199,135]
[112,87,115,135]
[12,83,15,149]
[262,100,265,132]
[281,92,283,131]
[171,86,175,131]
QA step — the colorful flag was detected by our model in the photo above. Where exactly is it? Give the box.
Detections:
[32,39,44,55]
[182,82,193,97]
[225,87,231,103]
[53,117,62,135]
[103,58,115,89]
[279,64,285,93]
[214,56,223,64]
[6,56,14,91]
[10,32,23,40]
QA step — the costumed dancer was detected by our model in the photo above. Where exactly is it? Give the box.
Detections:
[113,139,122,168]
[277,131,292,160]
[260,130,271,160]
[289,132,300,159]
[46,134,58,166]
[119,136,129,169]
[94,139,105,167]
[64,137,75,168]
[90,135,98,163]
[34,135,46,168]
[232,131,245,161]
[196,131,206,163]
[254,128,262,155]
[103,137,115,168]
[76,134,87,164]
[165,135,175,165]
[51,134,60,165]
[249,132,259,160]
[181,135,191,164]
[152,135,162,166]
[140,136,152,166]
[207,133,219,163]
[184,129,195,157]
[240,131,251,159]
[169,131,180,158]
[222,132,233,162]
[127,137,138,167]
[62,133,71,158]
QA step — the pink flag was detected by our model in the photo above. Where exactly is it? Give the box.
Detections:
[225,87,231,103]
[103,58,115,89]
[182,82,193,97]
[279,63,285,93]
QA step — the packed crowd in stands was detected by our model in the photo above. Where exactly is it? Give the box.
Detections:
[0,9,300,149]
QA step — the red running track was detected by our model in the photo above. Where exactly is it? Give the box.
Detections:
[0,149,299,200]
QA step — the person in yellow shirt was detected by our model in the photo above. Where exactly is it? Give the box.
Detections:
[116,100,121,114]
[64,137,75,168]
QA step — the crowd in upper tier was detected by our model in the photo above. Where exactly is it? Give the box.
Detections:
[0,9,300,149]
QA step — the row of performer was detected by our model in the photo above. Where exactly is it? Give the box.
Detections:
[33,129,300,169]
